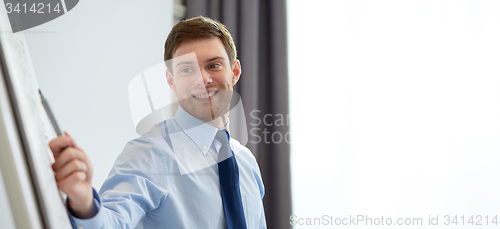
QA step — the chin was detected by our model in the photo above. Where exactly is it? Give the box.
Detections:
[179,96,231,122]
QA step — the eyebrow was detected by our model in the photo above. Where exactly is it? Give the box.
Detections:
[175,61,196,67]
[205,56,225,63]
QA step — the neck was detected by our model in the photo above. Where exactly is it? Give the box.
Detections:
[207,112,229,129]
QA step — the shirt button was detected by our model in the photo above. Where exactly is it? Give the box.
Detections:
[78,226,84,229]
[203,145,207,150]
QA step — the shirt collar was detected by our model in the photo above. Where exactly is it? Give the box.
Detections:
[173,106,230,155]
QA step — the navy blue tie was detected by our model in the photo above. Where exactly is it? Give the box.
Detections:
[216,129,247,229]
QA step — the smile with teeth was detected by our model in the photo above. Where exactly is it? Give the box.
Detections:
[193,90,218,99]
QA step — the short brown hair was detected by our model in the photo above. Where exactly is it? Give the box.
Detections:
[164,16,237,73]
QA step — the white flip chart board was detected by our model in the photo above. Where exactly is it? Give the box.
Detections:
[0,4,73,229]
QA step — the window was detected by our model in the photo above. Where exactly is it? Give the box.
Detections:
[289,0,500,219]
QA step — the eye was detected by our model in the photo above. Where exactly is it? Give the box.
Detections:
[209,63,221,69]
[181,68,193,73]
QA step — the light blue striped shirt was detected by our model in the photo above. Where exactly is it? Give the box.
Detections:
[71,106,266,229]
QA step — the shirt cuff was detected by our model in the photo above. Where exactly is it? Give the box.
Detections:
[66,188,104,229]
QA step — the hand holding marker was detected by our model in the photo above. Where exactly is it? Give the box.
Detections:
[41,90,96,218]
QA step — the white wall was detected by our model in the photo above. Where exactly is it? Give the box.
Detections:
[25,0,174,190]
[289,0,500,228]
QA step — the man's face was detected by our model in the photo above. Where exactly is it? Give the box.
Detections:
[166,37,241,122]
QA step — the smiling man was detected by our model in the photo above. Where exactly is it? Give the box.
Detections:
[49,16,267,228]
[166,37,237,126]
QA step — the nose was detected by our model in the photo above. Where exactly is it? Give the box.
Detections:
[200,68,213,86]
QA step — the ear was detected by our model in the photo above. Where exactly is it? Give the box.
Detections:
[231,59,241,85]
[166,69,176,93]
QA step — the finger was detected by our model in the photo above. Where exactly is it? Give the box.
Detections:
[57,171,87,194]
[52,147,87,172]
[64,131,78,148]
[84,156,93,183]
[57,132,92,182]
[48,136,73,158]
[55,159,88,181]
[64,132,85,152]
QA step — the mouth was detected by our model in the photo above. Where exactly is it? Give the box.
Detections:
[192,90,219,99]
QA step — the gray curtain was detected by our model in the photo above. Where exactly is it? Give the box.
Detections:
[185,0,292,228]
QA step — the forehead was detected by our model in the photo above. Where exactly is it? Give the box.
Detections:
[172,37,228,62]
